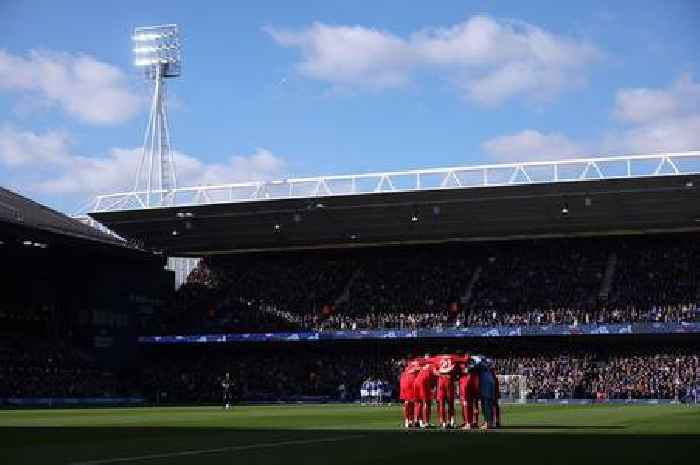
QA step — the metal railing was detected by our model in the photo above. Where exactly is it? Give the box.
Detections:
[88,151,700,212]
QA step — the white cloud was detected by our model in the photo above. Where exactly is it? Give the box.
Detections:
[174,148,288,188]
[607,73,700,153]
[0,125,73,166]
[613,73,700,124]
[606,115,700,154]
[267,15,600,104]
[266,23,414,89]
[483,73,700,162]
[414,16,599,105]
[0,125,288,201]
[482,129,585,162]
[0,50,140,125]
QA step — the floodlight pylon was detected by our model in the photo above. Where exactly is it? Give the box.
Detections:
[132,24,181,207]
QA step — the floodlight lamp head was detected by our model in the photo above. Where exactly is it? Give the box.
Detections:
[133,24,181,79]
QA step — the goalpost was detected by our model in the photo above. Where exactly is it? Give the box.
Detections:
[498,375,528,403]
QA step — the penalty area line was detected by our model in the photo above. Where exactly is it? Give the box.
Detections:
[69,435,366,465]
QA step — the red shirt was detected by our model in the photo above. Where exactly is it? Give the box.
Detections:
[415,357,438,384]
[455,355,472,377]
[404,359,423,374]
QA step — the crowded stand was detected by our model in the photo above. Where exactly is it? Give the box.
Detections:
[2,192,698,408]
[155,235,698,334]
[1,333,697,404]
[0,337,138,399]
[138,346,401,404]
[339,252,472,319]
[607,241,699,317]
[134,343,699,405]
[493,349,699,400]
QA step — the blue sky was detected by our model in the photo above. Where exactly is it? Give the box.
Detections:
[0,0,699,212]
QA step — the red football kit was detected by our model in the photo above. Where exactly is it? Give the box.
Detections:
[434,354,459,427]
[413,357,438,426]
[397,353,502,429]
[399,359,421,401]
[413,358,437,401]
[399,359,423,427]
[458,356,481,428]
[435,354,458,400]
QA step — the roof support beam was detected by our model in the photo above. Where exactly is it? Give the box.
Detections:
[86,151,700,213]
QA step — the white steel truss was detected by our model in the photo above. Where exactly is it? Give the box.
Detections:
[132,66,177,207]
[88,151,700,213]
[132,24,180,208]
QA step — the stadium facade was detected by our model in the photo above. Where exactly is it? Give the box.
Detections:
[3,152,699,408]
[84,151,700,342]
[0,186,173,366]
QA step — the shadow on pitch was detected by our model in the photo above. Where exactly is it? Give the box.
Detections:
[499,425,626,430]
[2,428,700,465]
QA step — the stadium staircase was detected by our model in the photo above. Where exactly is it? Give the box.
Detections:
[461,266,482,305]
[256,304,305,327]
[334,267,362,306]
[598,252,618,300]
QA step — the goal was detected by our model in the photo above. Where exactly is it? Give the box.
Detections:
[497,375,528,403]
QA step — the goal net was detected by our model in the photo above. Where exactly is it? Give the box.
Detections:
[498,375,528,403]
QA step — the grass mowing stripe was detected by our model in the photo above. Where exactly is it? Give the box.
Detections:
[68,434,366,465]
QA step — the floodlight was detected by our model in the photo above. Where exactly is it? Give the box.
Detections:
[132,24,181,79]
[131,24,181,208]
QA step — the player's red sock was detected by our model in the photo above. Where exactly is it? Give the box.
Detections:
[438,400,445,425]
[461,401,468,426]
[414,401,422,424]
[424,401,432,425]
[448,400,455,425]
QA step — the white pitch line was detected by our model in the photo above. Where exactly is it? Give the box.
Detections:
[69,435,366,465]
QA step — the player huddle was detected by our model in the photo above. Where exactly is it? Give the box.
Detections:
[400,353,500,429]
[360,378,392,404]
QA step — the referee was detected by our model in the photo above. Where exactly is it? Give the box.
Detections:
[222,372,233,409]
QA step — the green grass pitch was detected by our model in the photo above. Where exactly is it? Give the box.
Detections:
[1,404,699,464]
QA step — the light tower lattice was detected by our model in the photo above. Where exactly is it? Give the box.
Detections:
[132,24,181,207]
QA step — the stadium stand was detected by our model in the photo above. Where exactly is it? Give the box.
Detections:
[3,333,697,403]
[0,186,172,405]
[134,339,699,404]
[146,234,698,334]
[0,336,140,399]
[1,177,699,406]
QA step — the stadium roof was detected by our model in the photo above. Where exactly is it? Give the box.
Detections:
[0,187,170,268]
[0,186,123,246]
[88,152,700,255]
